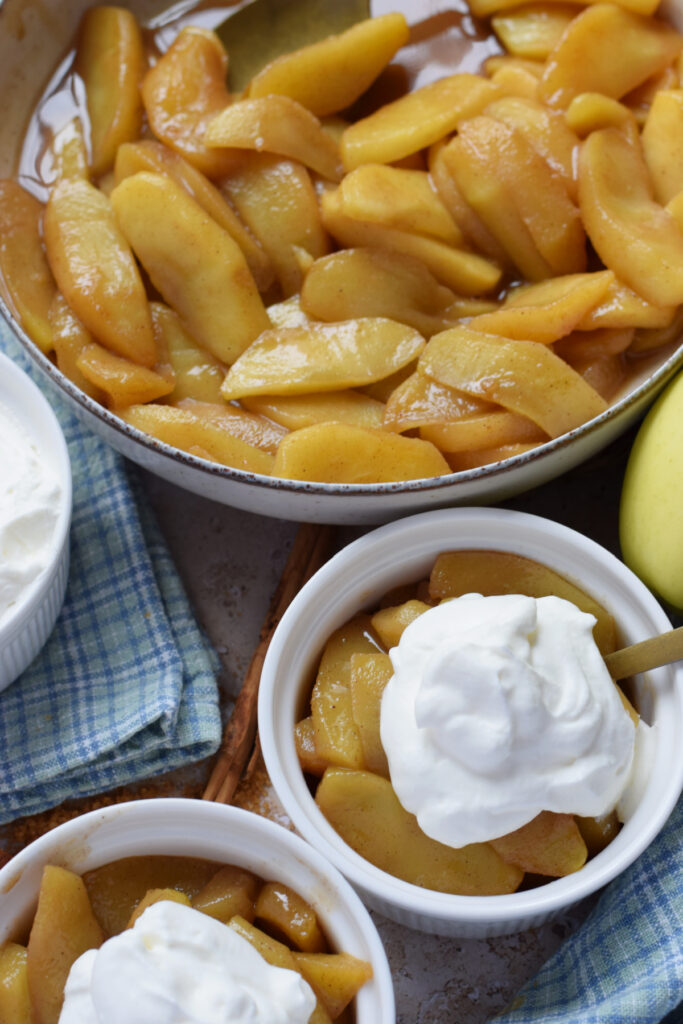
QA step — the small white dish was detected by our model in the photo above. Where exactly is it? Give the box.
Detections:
[258,507,683,937]
[0,797,395,1024]
[0,353,71,691]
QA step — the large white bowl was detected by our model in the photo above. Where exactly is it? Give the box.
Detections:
[258,507,683,937]
[1,0,682,524]
[0,352,71,691]
[0,798,395,1023]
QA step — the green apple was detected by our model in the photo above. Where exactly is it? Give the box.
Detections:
[619,368,683,613]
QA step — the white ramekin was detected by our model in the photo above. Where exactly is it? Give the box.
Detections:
[0,797,395,1023]
[259,507,683,938]
[0,353,71,691]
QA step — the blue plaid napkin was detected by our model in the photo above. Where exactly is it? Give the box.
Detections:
[0,327,222,823]
[493,794,683,1023]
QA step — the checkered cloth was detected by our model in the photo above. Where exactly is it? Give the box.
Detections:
[493,794,683,1023]
[0,328,222,823]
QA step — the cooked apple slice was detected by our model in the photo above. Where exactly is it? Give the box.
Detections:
[428,549,617,654]
[490,4,577,60]
[316,768,523,895]
[538,4,683,109]
[0,180,56,355]
[44,178,155,366]
[220,153,329,297]
[76,342,174,406]
[340,73,501,169]
[383,371,491,432]
[641,89,683,204]
[126,888,190,928]
[141,27,235,179]
[273,423,450,483]
[114,141,273,291]
[27,865,103,1024]
[0,942,32,1024]
[110,172,270,364]
[242,390,384,431]
[255,882,327,953]
[490,812,588,875]
[421,410,546,453]
[300,248,457,337]
[247,13,409,116]
[420,327,607,438]
[205,96,343,182]
[349,651,394,777]
[221,318,424,400]
[75,6,145,176]
[578,127,683,307]
[191,865,260,924]
[293,951,373,1020]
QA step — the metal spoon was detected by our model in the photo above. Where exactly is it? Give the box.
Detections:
[604,624,683,679]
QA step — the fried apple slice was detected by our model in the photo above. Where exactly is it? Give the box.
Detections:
[349,651,394,777]
[27,866,103,1024]
[141,27,235,178]
[339,165,462,244]
[0,180,56,354]
[76,342,174,406]
[490,812,588,875]
[578,127,683,307]
[191,865,260,925]
[641,89,683,204]
[341,73,501,169]
[565,92,640,145]
[538,5,683,109]
[420,327,607,437]
[126,888,191,929]
[316,768,523,895]
[241,390,384,430]
[221,318,424,400]
[293,952,373,1020]
[421,410,547,452]
[175,399,286,455]
[428,549,617,654]
[491,3,578,60]
[110,172,270,364]
[468,271,613,343]
[576,276,676,330]
[370,601,430,649]
[149,303,225,405]
[300,248,457,337]
[228,919,332,1024]
[114,141,273,291]
[255,883,327,953]
[311,616,379,770]
[247,13,409,116]
[471,0,659,14]
[320,188,502,295]
[273,423,450,482]
[383,371,490,432]
[119,404,275,474]
[44,178,155,366]
[220,153,329,297]
[75,6,145,176]
[0,943,32,1024]
[205,96,343,182]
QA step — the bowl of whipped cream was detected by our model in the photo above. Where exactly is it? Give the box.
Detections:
[0,797,395,1023]
[258,507,683,937]
[0,353,71,691]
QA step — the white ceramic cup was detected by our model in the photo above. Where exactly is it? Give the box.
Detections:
[0,352,71,691]
[259,507,683,937]
[0,797,395,1022]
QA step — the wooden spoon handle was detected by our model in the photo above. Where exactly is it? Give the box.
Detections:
[604,624,683,680]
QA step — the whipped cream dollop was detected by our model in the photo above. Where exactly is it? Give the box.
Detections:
[0,402,61,625]
[58,900,316,1024]
[380,593,638,848]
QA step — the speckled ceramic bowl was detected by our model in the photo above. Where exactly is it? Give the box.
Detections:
[259,507,683,937]
[0,798,395,1022]
[1,0,682,524]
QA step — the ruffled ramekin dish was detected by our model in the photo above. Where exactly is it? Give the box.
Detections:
[259,507,683,937]
[0,352,71,691]
[0,797,395,1022]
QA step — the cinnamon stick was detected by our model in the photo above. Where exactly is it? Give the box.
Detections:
[203,522,335,804]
